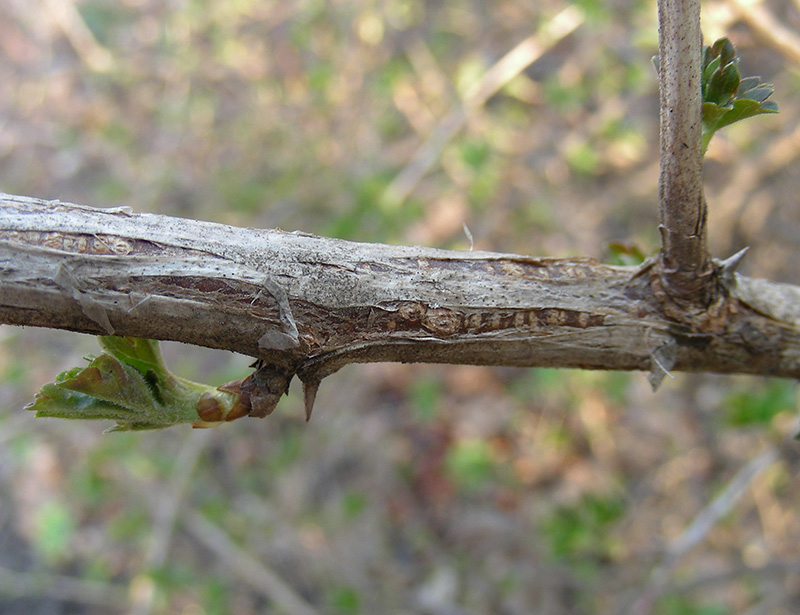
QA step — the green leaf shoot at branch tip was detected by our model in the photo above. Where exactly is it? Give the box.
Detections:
[700,37,778,154]
[652,37,778,155]
[25,337,246,431]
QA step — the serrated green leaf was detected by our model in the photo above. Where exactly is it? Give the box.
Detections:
[98,336,166,375]
[27,337,245,430]
[28,354,173,425]
[737,76,762,94]
[55,366,86,383]
[31,383,139,422]
[714,98,778,131]
[707,62,740,106]
[712,37,736,67]
[701,102,728,124]
[702,55,722,86]
[60,355,158,411]
[739,86,774,103]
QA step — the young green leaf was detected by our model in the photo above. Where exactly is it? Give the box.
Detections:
[26,337,246,431]
[707,62,740,106]
[712,37,736,67]
[97,336,166,375]
[700,37,778,154]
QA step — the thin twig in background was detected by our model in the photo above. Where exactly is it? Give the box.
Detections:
[382,6,585,207]
[0,564,128,609]
[183,510,322,615]
[674,558,800,593]
[728,0,800,66]
[626,446,780,615]
[739,590,792,615]
[128,430,213,615]
[668,447,779,556]
[710,121,800,246]
[41,0,113,72]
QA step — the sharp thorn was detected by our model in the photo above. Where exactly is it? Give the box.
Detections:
[302,379,321,422]
[718,246,749,276]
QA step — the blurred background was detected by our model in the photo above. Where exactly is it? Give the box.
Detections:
[1,0,800,613]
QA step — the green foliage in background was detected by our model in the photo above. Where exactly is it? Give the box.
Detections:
[328,585,362,614]
[542,493,625,564]
[723,379,795,427]
[31,499,78,563]
[656,594,729,615]
[445,438,497,492]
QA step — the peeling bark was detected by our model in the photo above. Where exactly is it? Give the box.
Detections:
[1,194,799,404]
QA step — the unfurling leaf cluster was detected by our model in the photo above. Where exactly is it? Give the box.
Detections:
[701,37,778,153]
[26,337,244,431]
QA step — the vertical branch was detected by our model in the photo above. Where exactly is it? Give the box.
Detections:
[657,0,713,303]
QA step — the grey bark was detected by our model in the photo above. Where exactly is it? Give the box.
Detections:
[1,194,799,396]
[657,0,713,303]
